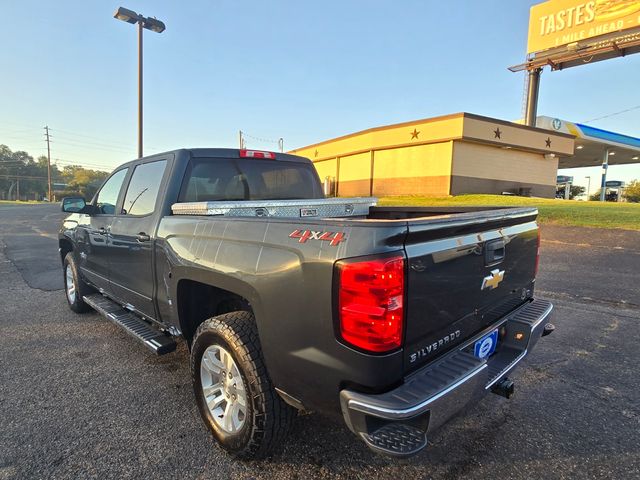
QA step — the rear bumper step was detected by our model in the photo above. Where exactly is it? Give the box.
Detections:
[340,299,553,457]
[83,294,176,355]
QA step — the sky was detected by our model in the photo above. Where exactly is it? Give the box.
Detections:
[1,0,639,194]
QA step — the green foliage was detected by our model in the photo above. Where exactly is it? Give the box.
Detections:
[569,185,585,200]
[623,180,640,203]
[589,189,601,201]
[59,165,109,199]
[0,144,108,201]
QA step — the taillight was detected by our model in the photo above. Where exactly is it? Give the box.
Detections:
[239,149,276,159]
[534,228,541,277]
[337,254,405,353]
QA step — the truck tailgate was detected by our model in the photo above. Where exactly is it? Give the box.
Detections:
[402,208,539,372]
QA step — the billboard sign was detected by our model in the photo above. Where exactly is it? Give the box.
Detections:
[527,0,640,54]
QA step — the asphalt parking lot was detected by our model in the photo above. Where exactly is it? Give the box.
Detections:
[1,203,639,479]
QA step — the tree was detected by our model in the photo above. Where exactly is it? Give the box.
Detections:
[569,185,585,200]
[623,180,640,203]
[0,144,107,201]
[59,165,108,199]
[589,189,601,201]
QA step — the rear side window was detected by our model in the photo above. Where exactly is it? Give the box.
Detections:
[122,160,167,216]
[179,158,322,202]
[95,168,128,214]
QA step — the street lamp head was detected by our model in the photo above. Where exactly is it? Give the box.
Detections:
[143,17,166,33]
[113,7,140,24]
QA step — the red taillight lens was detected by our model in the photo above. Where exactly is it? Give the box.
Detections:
[534,228,541,277]
[239,149,276,159]
[337,255,405,353]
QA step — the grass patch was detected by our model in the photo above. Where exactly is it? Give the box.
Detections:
[378,195,640,231]
[0,200,49,206]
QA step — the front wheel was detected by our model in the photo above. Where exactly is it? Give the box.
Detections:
[190,311,295,459]
[63,252,92,313]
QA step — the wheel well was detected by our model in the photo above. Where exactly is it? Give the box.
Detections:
[59,238,73,264]
[176,280,251,346]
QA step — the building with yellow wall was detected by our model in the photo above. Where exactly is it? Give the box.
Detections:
[290,113,575,198]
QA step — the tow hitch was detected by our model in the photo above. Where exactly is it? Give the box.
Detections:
[542,323,555,337]
[491,378,515,399]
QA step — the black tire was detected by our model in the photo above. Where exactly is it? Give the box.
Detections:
[191,311,295,459]
[63,252,92,313]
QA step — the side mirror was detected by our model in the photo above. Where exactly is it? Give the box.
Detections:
[61,196,87,213]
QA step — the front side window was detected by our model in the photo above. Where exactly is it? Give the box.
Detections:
[122,160,167,216]
[95,168,128,215]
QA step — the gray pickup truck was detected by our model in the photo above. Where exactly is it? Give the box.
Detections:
[59,148,554,458]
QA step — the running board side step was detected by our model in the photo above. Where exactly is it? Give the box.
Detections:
[83,294,176,355]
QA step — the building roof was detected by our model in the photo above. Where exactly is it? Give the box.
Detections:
[290,113,574,161]
[536,117,640,168]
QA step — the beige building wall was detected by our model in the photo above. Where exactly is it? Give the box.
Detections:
[294,113,574,199]
[336,152,372,196]
[451,141,559,197]
[314,158,338,183]
[372,142,452,196]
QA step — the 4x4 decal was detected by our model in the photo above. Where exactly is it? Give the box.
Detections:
[289,229,346,246]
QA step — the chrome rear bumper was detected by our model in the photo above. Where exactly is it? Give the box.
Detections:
[339,299,554,457]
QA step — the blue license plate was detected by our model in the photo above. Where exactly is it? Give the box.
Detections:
[474,329,498,359]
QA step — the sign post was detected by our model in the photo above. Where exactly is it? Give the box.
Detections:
[599,149,610,202]
[511,0,640,125]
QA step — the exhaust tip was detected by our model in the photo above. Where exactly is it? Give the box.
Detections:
[491,378,515,399]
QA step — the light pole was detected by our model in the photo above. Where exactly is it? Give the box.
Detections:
[113,7,166,159]
[585,176,591,198]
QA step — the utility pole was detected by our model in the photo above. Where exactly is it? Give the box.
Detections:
[278,138,284,153]
[239,130,245,149]
[44,126,52,201]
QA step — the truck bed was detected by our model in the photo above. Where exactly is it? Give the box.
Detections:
[161,202,538,376]
[171,198,536,229]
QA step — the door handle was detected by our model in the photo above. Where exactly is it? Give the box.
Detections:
[136,232,151,243]
[484,239,505,266]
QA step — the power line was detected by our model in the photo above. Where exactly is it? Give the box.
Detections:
[239,130,284,152]
[53,160,113,171]
[0,173,53,180]
[0,123,161,152]
[582,105,640,123]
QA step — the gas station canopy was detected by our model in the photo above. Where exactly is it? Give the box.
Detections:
[536,116,640,168]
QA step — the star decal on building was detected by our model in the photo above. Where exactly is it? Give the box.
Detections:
[493,127,502,139]
[410,128,420,140]
[314,149,319,157]
[545,137,552,148]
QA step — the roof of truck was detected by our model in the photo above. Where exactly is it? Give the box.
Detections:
[116,148,312,170]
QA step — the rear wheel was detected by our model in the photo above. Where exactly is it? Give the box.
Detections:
[63,253,92,313]
[190,311,295,458]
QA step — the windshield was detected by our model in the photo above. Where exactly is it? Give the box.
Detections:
[179,158,324,202]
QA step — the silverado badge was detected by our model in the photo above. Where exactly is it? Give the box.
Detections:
[481,269,505,290]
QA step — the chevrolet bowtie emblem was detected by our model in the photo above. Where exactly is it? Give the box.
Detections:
[481,269,505,290]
